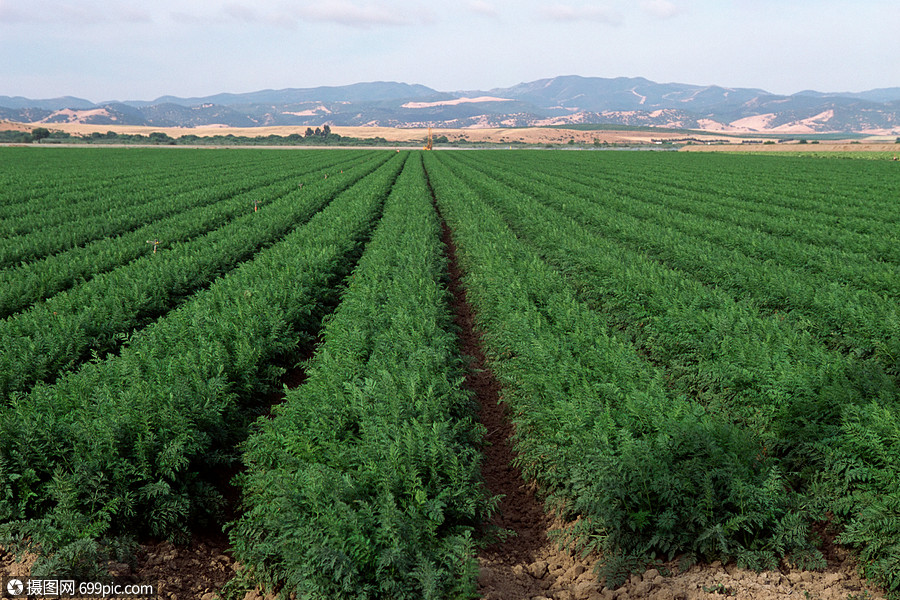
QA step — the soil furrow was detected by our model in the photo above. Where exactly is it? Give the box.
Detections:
[434,196,601,600]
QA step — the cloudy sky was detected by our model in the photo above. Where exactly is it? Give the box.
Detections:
[2,0,898,101]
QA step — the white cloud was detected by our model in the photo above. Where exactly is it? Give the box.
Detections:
[222,3,260,22]
[171,0,429,29]
[0,2,25,23]
[541,4,621,25]
[217,3,298,28]
[641,0,684,19]
[0,0,151,24]
[467,0,499,17]
[296,1,414,27]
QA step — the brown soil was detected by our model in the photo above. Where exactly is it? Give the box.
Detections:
[0,539,240,600]
[680,142,900,153]
[7,117,897,148]
[126,539,238,600]
[436,203,601,600]
[15,121,733,146]
[0,119,32,132]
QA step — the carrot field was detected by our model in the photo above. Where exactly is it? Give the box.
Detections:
[0,147,897,599]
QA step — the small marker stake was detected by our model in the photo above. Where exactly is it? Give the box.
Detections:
[147,239,160,254]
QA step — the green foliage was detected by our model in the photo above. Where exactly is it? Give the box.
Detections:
[0,130,34,143]
[0,152,404,573]
[816,403,900,594]
[423,153,821,582]
[0,520,137,580]
[424,150,900,591]
[0,151,385,402]
[64,128,399,146]
[231,155,491,598]
[2,147,898,594]
[569,413,807,564]
[148,131,175,144]
[702,583,735,596]
[31,127,51,141]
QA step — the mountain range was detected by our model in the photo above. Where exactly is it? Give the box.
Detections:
[2,76,899,134]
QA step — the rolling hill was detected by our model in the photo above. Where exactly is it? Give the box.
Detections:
[2,76,898,134]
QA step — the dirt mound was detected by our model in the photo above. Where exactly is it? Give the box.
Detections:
[130,540,237,600]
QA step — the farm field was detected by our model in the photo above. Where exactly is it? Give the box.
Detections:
[3,121,734,145]
[0,147,897,600]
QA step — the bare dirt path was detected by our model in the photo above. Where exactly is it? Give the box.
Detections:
[437,204,603,600]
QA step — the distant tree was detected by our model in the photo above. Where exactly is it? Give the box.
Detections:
[433,135,449,144]
[314,127,322,137]
[0,130,32,143]
[304,127,314,138]
[322,124,331,137]
[105,131,118,139]
[149,132,174,144]
[31,127,50,142]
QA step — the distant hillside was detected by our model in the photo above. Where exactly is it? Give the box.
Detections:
[2,76,898,134]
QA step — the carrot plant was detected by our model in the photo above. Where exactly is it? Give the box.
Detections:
[231,154,491,599]
[0,150,371,318]
[0,152,403,578]
[425,153,816,586]
[443,150,900,596]
[0,152,390,404]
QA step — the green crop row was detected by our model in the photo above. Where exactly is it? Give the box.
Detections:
[475,151,900,264]
[0,151,372,319]
[498,151,900,256]
[0,152,392,404]
[444,152,900,371]
[0,155,230,237]
[0,148,236,216]
[424,153,818,586]
[462,151,900,291]
[0,152,403,578]
[231,154,491,599]
[0,149,370,268]
[572,151,900,219]
[0,163,283,268]
[437,151,900,596]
